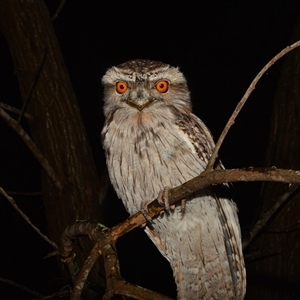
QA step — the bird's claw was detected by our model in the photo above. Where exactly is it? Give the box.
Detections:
[158,187,186,218]
[158,187,175,215]
[141,201,153,225]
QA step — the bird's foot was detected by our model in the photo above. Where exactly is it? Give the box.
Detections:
[141,200,153,225]
[157,187,175,215]
[158,187,186,218]
[158,187,173,212]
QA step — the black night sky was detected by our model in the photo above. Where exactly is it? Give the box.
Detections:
[1,1,300,299]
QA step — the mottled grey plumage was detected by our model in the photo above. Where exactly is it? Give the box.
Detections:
[101,59,246,299]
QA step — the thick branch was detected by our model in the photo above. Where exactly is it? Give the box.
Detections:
[112,168,300,239]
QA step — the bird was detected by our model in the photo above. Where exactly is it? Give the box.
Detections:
[101,59,246,299]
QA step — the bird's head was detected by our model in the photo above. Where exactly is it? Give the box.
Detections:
[102,59,192,117]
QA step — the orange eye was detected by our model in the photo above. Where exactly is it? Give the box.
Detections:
[155,80,169,93]
[116,81,128,94]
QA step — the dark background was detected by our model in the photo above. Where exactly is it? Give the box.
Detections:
[1,1,300,298]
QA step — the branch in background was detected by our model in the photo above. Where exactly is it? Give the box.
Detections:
[0,276,70,299]
[0,276,43,298]
[0,187,57,249]
[51,0,67,21]
[32,286,70,300]
[242,183,299,249]
[265,221,300,233]
[5,191,41,196]
[0,102,35,120]
[17,48,47,124]
[0,107,62,190]
[206,40,300,170]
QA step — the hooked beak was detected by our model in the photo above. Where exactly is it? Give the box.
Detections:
[126,99,154,111]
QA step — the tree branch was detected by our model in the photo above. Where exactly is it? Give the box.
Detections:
[0,101,35,120]
[0,107,62,190]
[0,275,70,299]
[70,243,102,300]
[242,183,299,249]
[0,187,57,249]
[206,40,300,170]
[0,276,44,298]
[112,168,300,240]
[60,167,300,300]
[17,48,47,124]
[51,0,67,21]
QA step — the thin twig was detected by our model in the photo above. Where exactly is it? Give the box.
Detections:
[242,184,300,249]
[0,276,70,300]
[206,40,300,170]
[0,276,43,298]
[0,187,57,249]
[265,221,300,233]
[18,48,47,124]
[0,107,62,190]
[70,243,102,300]
[0,101,35,120]
[243,248,281,263]
[5,191,41,196]
[51,0,67,21]
[32,285,70,299]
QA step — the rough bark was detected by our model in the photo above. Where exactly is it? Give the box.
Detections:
[246,16,300,300]
[0,0,106,286]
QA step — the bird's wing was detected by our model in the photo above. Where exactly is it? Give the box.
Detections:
[176,112,246,298]
[175,112,216,165]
